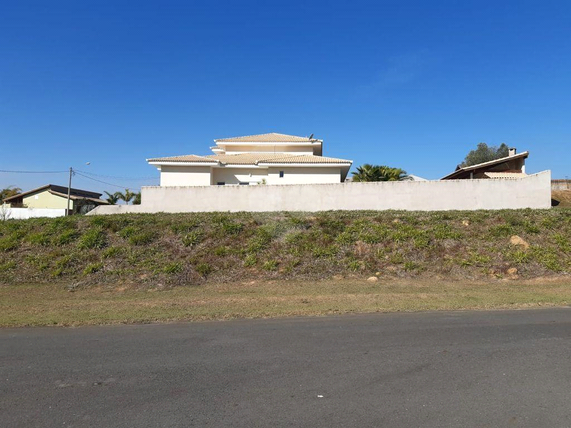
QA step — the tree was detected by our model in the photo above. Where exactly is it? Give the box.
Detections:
[0,186,21,201]
[352,164,408,182]
[461,142,509,167]
[115,189,135,205]
[133,192,141,205]
[104,191,120,205]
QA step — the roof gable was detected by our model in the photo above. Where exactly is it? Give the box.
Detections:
[214,133,321,143]
[3,184,102,202]
[441,151,529,180]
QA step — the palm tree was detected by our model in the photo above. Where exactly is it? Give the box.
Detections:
[379,166,408,181]
[115,189,135,205]
[351,165,408,182]
[104,191,120,205]
[352,164,383,182]
[132,192,141,205]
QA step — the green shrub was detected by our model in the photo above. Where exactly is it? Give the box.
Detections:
[118,226,137,239]
[0,236,19,252]
[243,254,257,267]
[78,228,107,249]
[403,261,420,272]
[0,260,16,272]
[163,262,183,274]
[219,221,243,236]
[83,262,103,275]
[195,262,211,276]
[488,224,514,238]
[262,260,279,271]
[553,234,570,253]
[312,245,339,258]
[247,229,272,253]
[182,230,203,247]
[128,231,157,246]
[53,229,79,246]
[26,232,51,246]
[102,246,122,258]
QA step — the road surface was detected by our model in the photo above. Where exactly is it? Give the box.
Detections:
[2,308,571,427]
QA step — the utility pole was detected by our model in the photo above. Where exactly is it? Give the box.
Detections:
[67,167,73,216]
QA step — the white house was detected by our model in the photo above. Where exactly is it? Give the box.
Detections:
[147,133,353,186]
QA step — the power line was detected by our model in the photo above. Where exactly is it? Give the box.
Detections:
[74,169,158,181]
[0,169,67,174]
[73,171,134,190]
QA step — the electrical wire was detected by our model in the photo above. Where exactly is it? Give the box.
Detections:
[74,169,158,181]
[73,171,135,190]
[0,169,67,174]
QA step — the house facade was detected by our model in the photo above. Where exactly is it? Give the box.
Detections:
[2,184,108,214]
[147,133,353,186]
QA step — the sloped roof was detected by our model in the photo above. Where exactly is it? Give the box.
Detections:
[148,153,352,166]
[3,184,102,203]
[484,172,528,179]
[214,133,321,143]
[256,155,351,165]
[147,154,218,163]
[441,151,529,180]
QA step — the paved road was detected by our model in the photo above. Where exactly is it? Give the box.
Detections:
[2,309,571,427]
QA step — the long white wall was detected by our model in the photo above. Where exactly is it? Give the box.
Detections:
[1,207,67,219]
[90,171,552,215]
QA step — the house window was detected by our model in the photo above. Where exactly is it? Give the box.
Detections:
[279,171,284,178]
[217,182,225,186]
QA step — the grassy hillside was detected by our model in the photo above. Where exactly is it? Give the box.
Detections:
[1,209,570,288]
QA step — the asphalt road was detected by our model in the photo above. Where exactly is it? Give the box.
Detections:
[2,308,571,428]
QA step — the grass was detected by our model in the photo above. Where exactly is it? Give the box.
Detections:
[553,190,571,208]
[1,209,570,287]
[1,278,570,327]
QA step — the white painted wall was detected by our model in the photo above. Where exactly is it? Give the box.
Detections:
[221,144,315,155]
[89,171,552,214]
[267,167,342,184]
[212,167,268,185]
[1,207,67,219]
[159,165,212,186]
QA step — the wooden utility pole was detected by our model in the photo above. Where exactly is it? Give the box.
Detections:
[66,167,73,216]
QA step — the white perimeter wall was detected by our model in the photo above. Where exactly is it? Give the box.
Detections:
[1,207,66,219]
[90,171,552,215]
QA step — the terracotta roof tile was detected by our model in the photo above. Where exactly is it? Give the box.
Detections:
[147,154,218,163]
[214,133,319,143]
[148,153,352,165]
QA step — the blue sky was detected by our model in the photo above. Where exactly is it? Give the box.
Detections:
[1,0,570,194]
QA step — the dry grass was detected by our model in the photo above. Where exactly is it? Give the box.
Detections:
[553,190,571,208]
[1,278,570,327]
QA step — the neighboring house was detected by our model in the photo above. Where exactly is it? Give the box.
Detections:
[441,148,529,180]
[2,184,108,214]
[147,133,353,186]
[404,174,428,182]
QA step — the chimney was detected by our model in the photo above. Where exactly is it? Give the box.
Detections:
[508,147,517,157]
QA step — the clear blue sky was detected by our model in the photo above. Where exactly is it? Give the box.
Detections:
[1,0,570,194]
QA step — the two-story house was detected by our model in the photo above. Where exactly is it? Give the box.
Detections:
[147,133,352,186]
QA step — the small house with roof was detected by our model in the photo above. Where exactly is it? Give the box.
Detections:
[147,133,353,186]
[2,184,108,214]
[441,148,529,180]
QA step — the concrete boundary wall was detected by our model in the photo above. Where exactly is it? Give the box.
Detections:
[552,179,571,191]
[1,207,66,220]
[90,171,552,215]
